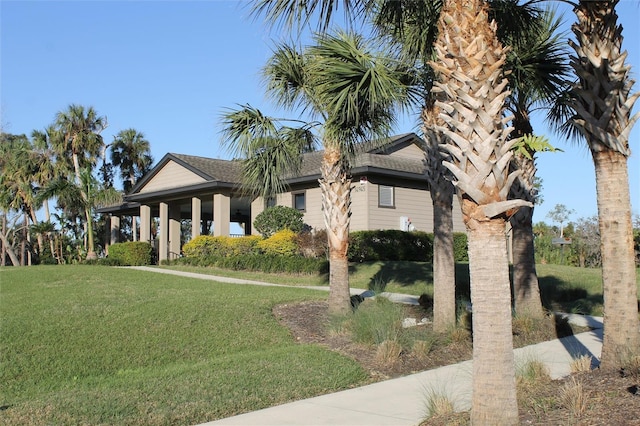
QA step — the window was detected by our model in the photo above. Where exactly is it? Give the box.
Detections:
[266,197,276,208]
[293,192,306,211]
[379,185,395,208]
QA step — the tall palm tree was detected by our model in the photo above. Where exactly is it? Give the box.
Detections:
[110,128,154,193]
[428,0,531,422]
[223,31,412,314]
[504,8,571,318]
[48,105,107,259]
[370,0,557,327]
[564,0,639,368]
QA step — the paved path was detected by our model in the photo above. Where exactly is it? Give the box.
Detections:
[125,266,603,426]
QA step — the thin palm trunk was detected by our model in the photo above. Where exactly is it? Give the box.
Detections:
[423,103,456,332]
[321,147,352,315]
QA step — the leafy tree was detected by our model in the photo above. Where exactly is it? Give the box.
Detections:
[546,203,575,238]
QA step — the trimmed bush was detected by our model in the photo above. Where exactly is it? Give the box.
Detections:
[182,235,261,258]
[256,229,298,256]
[173,253,328,275]
[254,206,304,237]
[348,230,434,262]
[108,242,153,266]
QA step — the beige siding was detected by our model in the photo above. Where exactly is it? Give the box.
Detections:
[388,143,425,160]
[366,183,466,233]
[139,161,206,193]
[350,180,370,231]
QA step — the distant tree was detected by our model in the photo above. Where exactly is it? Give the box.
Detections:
[110,129,153,192]
[546,204,574,238]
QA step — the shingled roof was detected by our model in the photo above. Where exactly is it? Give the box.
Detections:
[129,132,426,197]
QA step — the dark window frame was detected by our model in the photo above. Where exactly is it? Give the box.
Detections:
[293,191,306,212]
[378,185,395,208]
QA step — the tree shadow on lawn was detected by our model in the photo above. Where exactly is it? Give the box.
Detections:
[359,262,471,299]
[538,275,605,315]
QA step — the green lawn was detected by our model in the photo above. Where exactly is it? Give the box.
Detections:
[163,262,640,316]
[0,266,366,425]
[2,263,638,424]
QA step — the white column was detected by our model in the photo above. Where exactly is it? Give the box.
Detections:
[132,216,138,241]
[110,215,120,246]
[191,197,201,240]
[169,203,181,260]
[213,193,230,236]
[140,205,151,243]
[159,202,168,262]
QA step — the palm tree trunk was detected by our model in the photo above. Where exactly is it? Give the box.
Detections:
[569,0,639,368]
[593,150,640,366]
[432,189,456,332]
[0,230,20,266]
[511,205,544,318]
[468,217,518,425]
[320,147,352,315]
[85,206,97,260]
[423,102,457,332]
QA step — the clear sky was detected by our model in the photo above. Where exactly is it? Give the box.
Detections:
[1,0,638,226]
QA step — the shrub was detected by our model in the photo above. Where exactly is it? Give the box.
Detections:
[182,235,262,258]
[256,229,298,256]
[254,206,304,237]
[452,233,468,262]
[348,230,433,262]
[295,229,328,258]
[108,242,153,266]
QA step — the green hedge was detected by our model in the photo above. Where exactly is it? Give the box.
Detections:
[174,254,328,275]
[348,230,468,262]
[348,230,433,262]
[108,242,153,266]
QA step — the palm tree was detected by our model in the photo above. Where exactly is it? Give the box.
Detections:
[564,0,639,368]
[48,104,107,259]
[38,168,121,260]
[223,31,412,314]
[428,0,531,422]
[110,128,154,193]
[221,105,318,204]
[0,132,44,261]
[504,8,571,318]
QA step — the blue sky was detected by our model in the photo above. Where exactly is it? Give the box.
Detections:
[1,0,638,226]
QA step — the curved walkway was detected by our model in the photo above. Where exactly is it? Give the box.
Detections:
[126,266,603,426]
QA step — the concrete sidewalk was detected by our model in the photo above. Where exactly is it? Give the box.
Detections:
[126,267,603,426]
[199,327,602,426]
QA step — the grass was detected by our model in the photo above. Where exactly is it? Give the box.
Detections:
[0,266,367,425]
[2,261,637,424]
[164,262,640,316]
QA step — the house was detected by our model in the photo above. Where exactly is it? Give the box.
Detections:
[99,133,465,261]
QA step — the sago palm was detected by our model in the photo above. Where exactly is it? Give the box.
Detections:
[565,0,639,368]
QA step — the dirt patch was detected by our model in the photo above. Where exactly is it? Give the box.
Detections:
[273,300,640,425]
